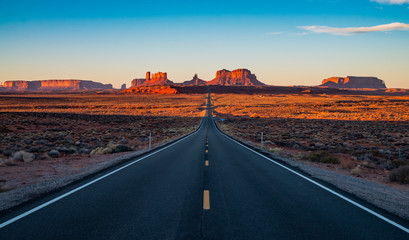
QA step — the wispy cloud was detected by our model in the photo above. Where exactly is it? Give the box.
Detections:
[371,0,409,4]
[298,22,409,36]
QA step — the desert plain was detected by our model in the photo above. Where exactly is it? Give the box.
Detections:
[0,90,409,210]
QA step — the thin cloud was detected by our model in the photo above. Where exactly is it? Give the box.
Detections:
[371,0,409,4]
[298,22,409,36]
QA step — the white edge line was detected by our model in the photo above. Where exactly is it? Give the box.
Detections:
[0,123,202,229]
[212,118,409,234]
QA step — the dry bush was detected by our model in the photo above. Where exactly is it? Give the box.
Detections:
[269,147,282,154]
[389,166,409,184]
[340,157,356,170]
[90,144,132,155]
[11,151,35,163]
[306,151,340,164]
[351,167,362,176]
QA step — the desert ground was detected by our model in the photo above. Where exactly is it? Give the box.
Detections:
[1,91,408,200]
[213,93,409,190]
[0,93,203,193]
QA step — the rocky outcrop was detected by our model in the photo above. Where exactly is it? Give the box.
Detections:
[207,69,265,86]
[182,74,207,86]
[322,76,387,89]
[121,84,126,90]
[131,71,174,87]
[123,86,178,94]
[131,79,146,87]
[1,80,112,91]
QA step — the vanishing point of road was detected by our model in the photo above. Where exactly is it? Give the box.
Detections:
[0,89,408,239]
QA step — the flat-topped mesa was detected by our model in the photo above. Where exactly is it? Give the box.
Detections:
[207,68,265,86]
[1,80,112,91]
[131,71,174,87]
[182,74,207,86]
[322,76,387,89]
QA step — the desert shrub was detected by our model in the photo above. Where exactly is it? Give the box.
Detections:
[389,166,409,184]
[351,167,362,176]
[90,147,104,155]
[78,148,90,154]
[48,150,61,158]
[306,151,340,164]
[11,151,35,163]
[111,145,132,153]
[269,147,282,154]
[90,144,132,155]
[391,160,409,169]
[340,157,356,170]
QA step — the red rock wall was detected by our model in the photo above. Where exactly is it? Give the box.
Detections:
[2,80,112,91]
[39,80,81,90]
[208,69,265,86]
[322,76,387,89]
[130,72,173,87]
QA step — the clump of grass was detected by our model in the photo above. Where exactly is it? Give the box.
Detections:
[389,166,409,184]
[351,167,362,176]
[269,147,282,154]
[90,144,132,155]
[306,151,340,164]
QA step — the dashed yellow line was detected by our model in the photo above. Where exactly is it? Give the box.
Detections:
[203,190,210,210]
[205,160,209,166]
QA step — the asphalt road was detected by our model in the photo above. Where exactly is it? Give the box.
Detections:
[0,91,408,239]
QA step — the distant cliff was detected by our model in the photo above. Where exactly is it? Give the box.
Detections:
[1,80,112,91]
[321,76,386,89]
[182,74,206,86]
[207,69,265,86]
[131,71,174,87]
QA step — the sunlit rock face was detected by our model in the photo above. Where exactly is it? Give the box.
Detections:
[322,76,387,89]
[2,80,112,91]
[131,72,174,87]
[182,74,207,85]
[207,69,265,86]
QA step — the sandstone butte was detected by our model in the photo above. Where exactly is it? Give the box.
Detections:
[181,74,207,86]
[0,80,112,91]
[130,69,266,88]
[131,72,174,87]
[206,69,265,86]
[321,76,387,89]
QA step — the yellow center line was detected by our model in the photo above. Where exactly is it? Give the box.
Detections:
[205,160,209,166]
[203,190,210,210]
[206,150,208,153]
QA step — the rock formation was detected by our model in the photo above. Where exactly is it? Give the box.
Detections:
[123,86,178,94]
[131,71,174,87]
[321,76,387,89]
[207,69,265,86]
[121,84,126,90]
[182,74,207,86]
[131,78,146,87]
[1,80,112,91]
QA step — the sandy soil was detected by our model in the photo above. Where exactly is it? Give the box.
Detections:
[214,93,409,191]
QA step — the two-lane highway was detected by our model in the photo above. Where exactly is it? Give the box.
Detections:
[0,90,408,239]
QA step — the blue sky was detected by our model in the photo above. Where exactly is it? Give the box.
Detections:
[1,0,409,88]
